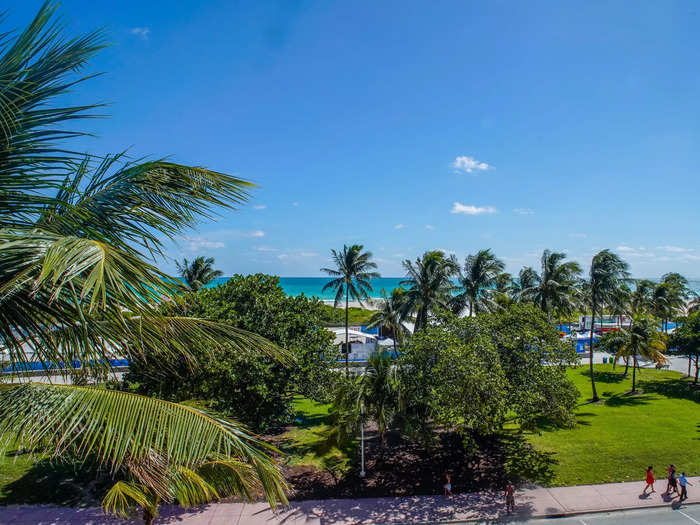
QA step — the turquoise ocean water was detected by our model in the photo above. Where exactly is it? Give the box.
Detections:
[207,277,700,300]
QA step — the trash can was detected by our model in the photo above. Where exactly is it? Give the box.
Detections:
[602,356,608,364]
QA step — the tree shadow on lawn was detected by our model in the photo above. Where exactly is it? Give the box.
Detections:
[604,392,653,407]
[0,455,111,506]
[578,369,627,384]
[637,377,700,403]
[286,430,557,500]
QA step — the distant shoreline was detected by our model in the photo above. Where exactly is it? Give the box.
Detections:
[206,276,700,300]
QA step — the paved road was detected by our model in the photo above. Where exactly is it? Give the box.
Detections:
[510,503,700,524]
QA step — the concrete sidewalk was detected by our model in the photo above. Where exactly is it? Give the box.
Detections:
[1,477,698,524]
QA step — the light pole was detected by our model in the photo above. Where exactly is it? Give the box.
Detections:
[359,400,366,478]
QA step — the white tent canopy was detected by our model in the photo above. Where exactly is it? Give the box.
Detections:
[329,328,377,345]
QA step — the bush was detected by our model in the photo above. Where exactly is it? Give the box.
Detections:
[125,274,339,431]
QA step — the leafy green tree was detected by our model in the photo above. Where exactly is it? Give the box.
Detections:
[450,305,580,429]
[126,274,338,430]
[669,312,700,383]
[398,326,507,447]
[613,318,667,392]
[176,256,223,291]
[401,250,459,331]
[0,5,286,521]
[396,305,579,445]
[585,250,630,401]
[520,250,582,321]
[321,245,380,375]
[367,288,409,357]
[452,248,506,316]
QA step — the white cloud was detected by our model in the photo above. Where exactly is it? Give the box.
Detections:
[277,254,289,260]
[616,245,635,252]
[248,230,265,238]
[451,202,497,215]
[514,208,534,215]
[182,236,225,251]
[569,233,587,239]
[253,204,267,210]
[394,223,405,230]
[131,27,150,40]
[298,251,319,257]
[451,155,491,174]
[254,246,278,252]
[292,202,299,207]
[425,225,435,230]
[657,245,692,253]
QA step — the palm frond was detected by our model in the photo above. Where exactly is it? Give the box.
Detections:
[0,2,107,227]
[0,384,288,507]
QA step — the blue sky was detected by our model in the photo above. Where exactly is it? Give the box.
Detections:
[12,1,700,277]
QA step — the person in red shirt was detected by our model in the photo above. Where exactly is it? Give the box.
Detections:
[642,465,656,495]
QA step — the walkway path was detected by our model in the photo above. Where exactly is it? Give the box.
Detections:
[1,477,698,524]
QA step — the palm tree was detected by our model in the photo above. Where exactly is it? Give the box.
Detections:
[688,293,700,315]
[520,250,582,321]
[608,284,632,329]
[630,279,656,317]
[321,245,380,376]
[658,273,689,332]
[367,288,409,358]
[614,318,667,392]
[598,329,631,374]
[0,5,286,522]
[586,250,630,401]
[452,249,506,316]
[512,266,539,302]
[331,351,398,449]
[401,250,459,331]
[176,256,223,291]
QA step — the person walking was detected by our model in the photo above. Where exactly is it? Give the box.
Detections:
[504,481,515,514]
[642,466,656,495]
[666,464,678,495]
[678,472,693,502]
[443,474,453,498]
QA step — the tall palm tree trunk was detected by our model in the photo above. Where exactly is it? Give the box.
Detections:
[623,357,629,376]
[695,355,699,384]
[345,286,349,378]
[589,307,598,401]
[632,355,638,392]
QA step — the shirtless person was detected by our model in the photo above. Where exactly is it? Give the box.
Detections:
[505,481,515,513]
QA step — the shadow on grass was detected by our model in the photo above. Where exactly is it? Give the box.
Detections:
[0,455,111,506]
[604,392,653,407]
[637,377,700,403]
[578,369,628,384]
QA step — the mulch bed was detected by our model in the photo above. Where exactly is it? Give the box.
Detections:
[283,431,520,500]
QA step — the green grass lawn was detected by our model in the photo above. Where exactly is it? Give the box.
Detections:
[276,396,353,477]
[527,364,700,486]
[319,304,375,326]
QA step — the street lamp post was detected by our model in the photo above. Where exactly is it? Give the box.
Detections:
[359,401,366,478]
